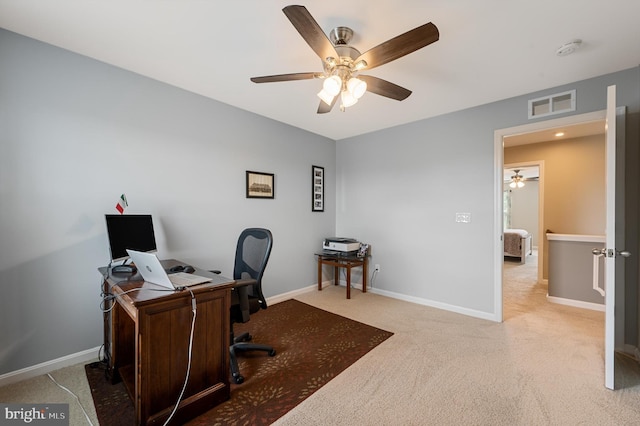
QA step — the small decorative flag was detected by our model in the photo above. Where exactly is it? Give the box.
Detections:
[115,194,128,214]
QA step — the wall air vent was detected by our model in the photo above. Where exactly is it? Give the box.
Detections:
[528,89,576,119]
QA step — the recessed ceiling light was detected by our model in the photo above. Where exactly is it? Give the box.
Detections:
[556,39,582,56]
[555,132,565,137]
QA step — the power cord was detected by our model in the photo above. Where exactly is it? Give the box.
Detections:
[163,288,197,426]
[47,373,94,426]
[100,287,176,313]
[99,288,144,313]
[370,269,378,289]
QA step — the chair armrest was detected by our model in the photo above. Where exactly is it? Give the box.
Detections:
[233,278,257,288]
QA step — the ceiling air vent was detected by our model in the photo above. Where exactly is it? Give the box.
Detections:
[528,89,576,119]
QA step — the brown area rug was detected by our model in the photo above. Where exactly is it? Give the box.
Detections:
[86,299,393,425]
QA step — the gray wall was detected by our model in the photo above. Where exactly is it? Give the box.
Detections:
[548,239,605,305]
[0,29,336,375]
[336,67,639,329]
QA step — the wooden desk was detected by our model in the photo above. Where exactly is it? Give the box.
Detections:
[100,260,234,425]
[316,252,368,299]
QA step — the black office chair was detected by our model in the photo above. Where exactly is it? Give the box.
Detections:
[213,228,276,384]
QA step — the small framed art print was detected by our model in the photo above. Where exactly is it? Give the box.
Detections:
[246,171,274,199]
[312,165,324,212]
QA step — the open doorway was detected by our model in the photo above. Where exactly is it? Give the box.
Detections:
[503,164,542,273]
[495,94,637,391]
[493,110,607,322]
[503,163,542,320]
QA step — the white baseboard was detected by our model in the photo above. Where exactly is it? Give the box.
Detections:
[0,346,101,387]
[266,284,318,305]
[316,280,499,322]
[369,287,500,322]
[621,344,640,360]
[336,279,364,291]
[547,295,605,312]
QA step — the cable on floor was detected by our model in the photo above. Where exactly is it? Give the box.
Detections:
[47,373,94,426]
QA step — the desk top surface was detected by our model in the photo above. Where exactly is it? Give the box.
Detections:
[99,259,235,305]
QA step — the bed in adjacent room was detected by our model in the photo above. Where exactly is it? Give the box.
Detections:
[504,229,532,264]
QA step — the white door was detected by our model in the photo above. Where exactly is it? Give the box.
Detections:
[603,85,629,390]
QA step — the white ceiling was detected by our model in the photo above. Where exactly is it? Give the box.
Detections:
[1,0,639,140]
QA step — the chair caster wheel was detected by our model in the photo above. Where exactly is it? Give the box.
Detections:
[268,349,276,357]
[233,374,244,384]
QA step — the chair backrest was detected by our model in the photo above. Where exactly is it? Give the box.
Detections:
[233,228,273,310]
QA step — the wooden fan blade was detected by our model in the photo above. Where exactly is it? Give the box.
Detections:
[317,96,338,114]
[283,5,338,62]
[358,75,412,101]
[355,22,439,70]
[251,72,320,83]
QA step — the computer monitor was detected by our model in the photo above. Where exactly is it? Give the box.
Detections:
[105,214,157,262]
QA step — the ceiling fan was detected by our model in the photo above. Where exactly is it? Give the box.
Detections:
[250,5,439,113]
[509,170,526,188]
[505,168,539,188]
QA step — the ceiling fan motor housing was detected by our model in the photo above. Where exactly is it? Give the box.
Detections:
[323,27,362,75]
[329,26,354,45]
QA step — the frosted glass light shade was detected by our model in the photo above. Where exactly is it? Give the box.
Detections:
[317,89,335,105]
[323,75,342,96]
[347,77,367,99]
[341,90,358,108]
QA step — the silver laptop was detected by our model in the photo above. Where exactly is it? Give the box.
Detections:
[126,249,212,289]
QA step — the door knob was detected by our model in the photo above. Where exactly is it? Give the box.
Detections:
[592,248,631,257]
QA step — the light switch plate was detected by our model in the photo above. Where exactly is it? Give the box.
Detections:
[455,212,471,223]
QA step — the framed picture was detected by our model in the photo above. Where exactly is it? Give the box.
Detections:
[246,171,274,199]
[312,165,324,212]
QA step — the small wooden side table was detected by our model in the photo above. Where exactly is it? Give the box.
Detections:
[316,252,368,299]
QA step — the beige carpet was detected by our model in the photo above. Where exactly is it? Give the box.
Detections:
[2,253,640,425]
[276,252,640,425]
[0,363,99,425]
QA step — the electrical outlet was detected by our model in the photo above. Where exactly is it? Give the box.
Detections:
[374,264,380,272]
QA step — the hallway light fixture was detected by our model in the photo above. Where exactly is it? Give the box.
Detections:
[509,169,525,188]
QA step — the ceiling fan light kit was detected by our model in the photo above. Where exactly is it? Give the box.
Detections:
[509,170,526,188]
[250,5,439,114]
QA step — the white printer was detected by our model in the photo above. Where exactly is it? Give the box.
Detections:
[322,237,360,253]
